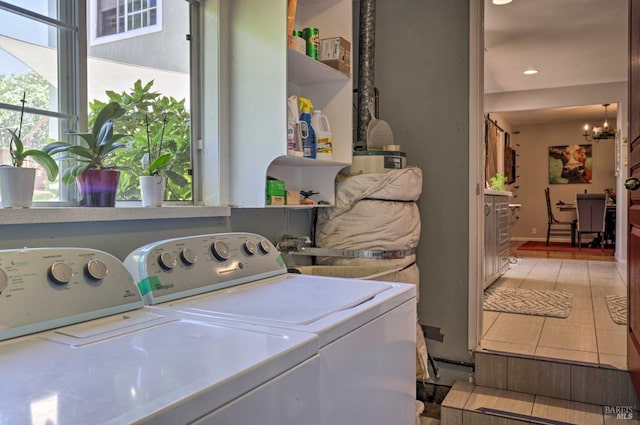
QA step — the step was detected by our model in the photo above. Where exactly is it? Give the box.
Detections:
[441,381,639,425]
[474,350,639,408]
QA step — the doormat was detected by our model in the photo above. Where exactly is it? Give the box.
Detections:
[604,295,627,325]
[516,241,614,256]
[484,287,573,318]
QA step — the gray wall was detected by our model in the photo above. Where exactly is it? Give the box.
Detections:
[0,208,313,261]
[371,0,472,381]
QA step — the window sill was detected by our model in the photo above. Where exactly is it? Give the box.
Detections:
[0,204,231,225]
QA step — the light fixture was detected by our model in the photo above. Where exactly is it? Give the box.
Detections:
[523,68,539,75]
[583,103,616,142]
[492,0,513,4]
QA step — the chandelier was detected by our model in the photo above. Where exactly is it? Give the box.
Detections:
[583,103,616,142]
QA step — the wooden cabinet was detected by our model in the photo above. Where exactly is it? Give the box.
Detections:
[226,0,353,207]
[484,193,511,288]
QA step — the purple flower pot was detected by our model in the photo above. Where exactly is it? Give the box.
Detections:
[76,169,120,207]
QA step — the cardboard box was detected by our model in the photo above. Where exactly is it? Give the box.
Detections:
[266,180,286,196]
[320,37,351,64]
[322,59,350,76]
[267,195,286,206]
[286,190,301,205]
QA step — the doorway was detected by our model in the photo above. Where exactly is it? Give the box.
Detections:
[478,0,629,370]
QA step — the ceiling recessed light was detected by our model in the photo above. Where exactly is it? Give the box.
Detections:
[492,0,513,4]
[523,69,539,75]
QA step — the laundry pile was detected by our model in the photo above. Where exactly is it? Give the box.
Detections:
[316,167,429,380]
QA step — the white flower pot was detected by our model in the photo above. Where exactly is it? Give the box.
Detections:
[140,175,166,207]
[0,166,36,208]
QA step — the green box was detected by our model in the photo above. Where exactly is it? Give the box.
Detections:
[266,180,286,196]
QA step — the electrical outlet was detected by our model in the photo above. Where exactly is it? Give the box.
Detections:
[532,227,537,234]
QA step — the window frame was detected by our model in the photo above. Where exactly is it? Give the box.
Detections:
[0,0,225,217]
[0,0,83,205]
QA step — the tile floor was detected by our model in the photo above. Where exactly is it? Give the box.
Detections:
[481,254,627,370]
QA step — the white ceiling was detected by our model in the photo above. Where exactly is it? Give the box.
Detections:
[484,0,628,126]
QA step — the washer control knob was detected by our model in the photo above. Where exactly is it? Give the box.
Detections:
[49,262,73,284]
[158,252,178,270]
[180,248,198,265]
[243,240,258,255]
[211,240,230,261]
[86,259,108,280]
[0,267,7,292]
[258,239,272,254]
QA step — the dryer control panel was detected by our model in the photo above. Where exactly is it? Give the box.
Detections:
[124,233,286,305]
[0,248,142,341]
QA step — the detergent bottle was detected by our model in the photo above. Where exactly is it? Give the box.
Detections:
[311,110,332,161]
[298,97,316,159]
[287,96,303,156]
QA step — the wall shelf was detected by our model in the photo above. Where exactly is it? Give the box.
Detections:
[287,48,349,85]
[227,0,352,207]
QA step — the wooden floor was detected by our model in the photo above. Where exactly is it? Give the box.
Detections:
[511,241,618,262]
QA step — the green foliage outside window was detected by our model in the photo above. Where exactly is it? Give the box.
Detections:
[0,72,59,200]
[90,79,192,201]
[0,73,50,154]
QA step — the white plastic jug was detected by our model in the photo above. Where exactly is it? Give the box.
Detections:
[311,110,333,161]
[287,96,303,156]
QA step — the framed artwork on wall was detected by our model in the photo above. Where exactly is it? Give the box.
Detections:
[504,146,516,184]
[548,144,592,184]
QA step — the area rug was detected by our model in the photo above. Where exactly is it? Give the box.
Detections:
[516,241,614,256]
[604,295,627,325]
[484,287,573,318]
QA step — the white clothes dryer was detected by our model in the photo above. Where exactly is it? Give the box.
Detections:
[125,232,417,425]
[0,247,320,425]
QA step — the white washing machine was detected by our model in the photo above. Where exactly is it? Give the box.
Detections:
[0,247,321,425]
[125,232,417,425]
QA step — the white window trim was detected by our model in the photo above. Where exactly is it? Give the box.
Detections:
[89,0,163,46]
[201,0,227,206]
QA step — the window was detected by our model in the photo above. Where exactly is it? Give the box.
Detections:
[88,0,192,201]
[92,0,162,44]
[0,1,81,202]
[0,0,203,206]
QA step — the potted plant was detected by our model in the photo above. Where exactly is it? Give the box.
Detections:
[138,115,171,207]
[1,94,58,208]
[489,173,508,191]
[44,102,132,207]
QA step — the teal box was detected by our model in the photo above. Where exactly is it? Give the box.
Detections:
[266,180,286,196]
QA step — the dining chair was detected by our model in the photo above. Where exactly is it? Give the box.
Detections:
[575,193,607,250]
[545,187,576,246]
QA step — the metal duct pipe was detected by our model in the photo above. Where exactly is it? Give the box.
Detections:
[356,0,376,149]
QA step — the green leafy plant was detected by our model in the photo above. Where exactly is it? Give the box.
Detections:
[489,172,508,191]
[43,102,133,185]
[4,92,58,181]
[95,80,191,200]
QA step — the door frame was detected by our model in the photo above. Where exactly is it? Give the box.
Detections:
[469,0,630,353]
[468,0,484,351]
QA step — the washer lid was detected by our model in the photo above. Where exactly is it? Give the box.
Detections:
[170,274,392,325]
[0,311,317,424]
